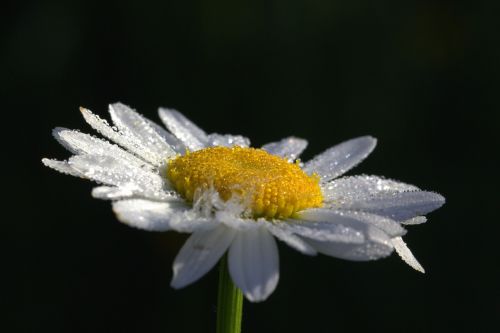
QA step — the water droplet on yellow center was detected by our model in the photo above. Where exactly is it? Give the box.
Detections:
[166,146,323,219]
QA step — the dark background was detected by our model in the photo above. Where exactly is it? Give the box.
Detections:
[5,0,499,332]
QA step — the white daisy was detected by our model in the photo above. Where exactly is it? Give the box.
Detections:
[42,103,445,302]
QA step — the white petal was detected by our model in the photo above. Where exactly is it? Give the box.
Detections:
[402,216,427,225]
[263,221,317,255]
[92,186,135,200]
[392,237,425,273]
[146,118,186,153]
[68,154,170,200]
[207,133,250,147]
[112,199,203,232]
[171,225,236,288]
[342,191,445,221]
[228,227,280,302]
[304,136,377,182]
[261,137,308,161]
[109,103,176,159]
[282,219,366,243]
[338,211,407,237]
[215,212,259,231]
[322,175,419,204]
[79,107,164,166]
[91,185,179,201]
[42,158,82,177]
[305,226,394,261]
[52,128,155,171]
[158,108,208,150]
[298,208,405,238]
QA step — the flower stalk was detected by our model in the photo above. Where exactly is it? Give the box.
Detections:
[216,254,243,333]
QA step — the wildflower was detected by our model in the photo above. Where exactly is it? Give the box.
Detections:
[43,103,445,302]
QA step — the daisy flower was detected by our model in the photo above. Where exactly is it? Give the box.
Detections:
[42,103,445,302]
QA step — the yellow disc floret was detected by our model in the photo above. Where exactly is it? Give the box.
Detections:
[166,146,323,219]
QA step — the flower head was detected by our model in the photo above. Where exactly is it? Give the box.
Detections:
[43,103,445,302]
[167,146,323,218]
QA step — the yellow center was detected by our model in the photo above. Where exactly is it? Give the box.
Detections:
[166,146,323,219]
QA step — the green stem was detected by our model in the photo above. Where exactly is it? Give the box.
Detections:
[216,254,243,333]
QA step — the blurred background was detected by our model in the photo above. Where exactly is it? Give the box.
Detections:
[4,0,499,332]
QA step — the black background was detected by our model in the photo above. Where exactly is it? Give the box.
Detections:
[5,0,499,332]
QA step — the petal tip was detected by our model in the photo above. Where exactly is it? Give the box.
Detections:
[435,192,446,205]
[52,127,70,143]
[52,126,65,135]
[244,293,266,303]
[426,191,446,211]
[366,135,377,148]
[357,135,377,145]
[169,276,187,290]
[109,101,131,113]
[244,273,279,302]
[111,202,127,223]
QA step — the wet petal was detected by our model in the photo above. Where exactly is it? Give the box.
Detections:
[109,103,176,159]
[282,219,366,243]
[145,118,186,153]
[79,107,164,166]
[228,227,279,302]
[305,226,393,261]
[261,137,308,161]
[298,208,405,238]
[91,185,178,201]
[263,221,317,255]
[158,108,208,150]
[304,136,377,182]
[341,191,445,221]
[112,199,192,231]
[52,127,154,171]
[92,186,136,200]
[402,216,427,225]
[207,133,250,148]
[68,154,170,199]
[171,225,235,288]
[392,237,425,273]
[42,158,82,177]
[322,175,419,204]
